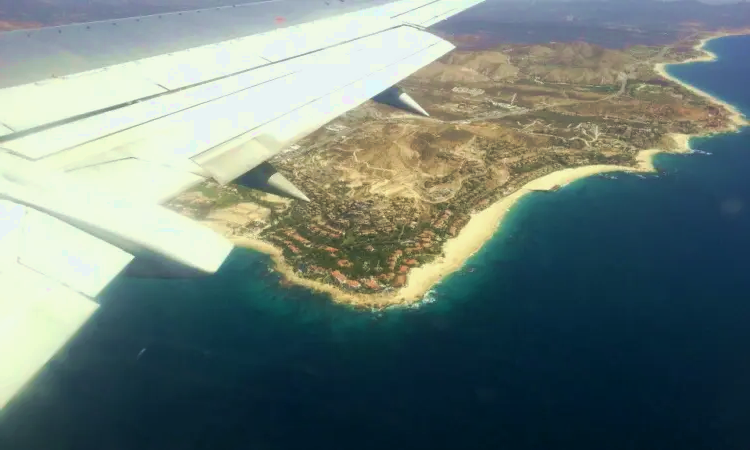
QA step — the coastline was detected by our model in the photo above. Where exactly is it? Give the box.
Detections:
[654,32,749,130]
[385,134,692,305]
[228,33,748,309]
[226,133,690,309]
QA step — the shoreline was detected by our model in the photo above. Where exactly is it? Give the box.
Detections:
[228,133,691,309]
[653,32,749,130]
[229,33,748,310]
[389,141,687,305]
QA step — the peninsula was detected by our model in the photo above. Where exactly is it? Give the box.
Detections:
[168,32,749,308]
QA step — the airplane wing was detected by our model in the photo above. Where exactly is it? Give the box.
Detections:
[0,0,486,409]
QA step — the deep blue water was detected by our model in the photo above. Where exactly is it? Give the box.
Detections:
[2,36,750,450]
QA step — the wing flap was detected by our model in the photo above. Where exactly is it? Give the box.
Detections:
[18,207,135,298]
[0,199,132,409]
[0,266,99,410]
[1,200,134,299]
[0,161,231,274]
[68,158,205,203]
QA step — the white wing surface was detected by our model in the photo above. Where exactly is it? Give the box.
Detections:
[0,0,486,409]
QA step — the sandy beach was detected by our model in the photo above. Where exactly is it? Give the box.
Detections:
[654,33,749,130]
[227,32,749,309]
[391,133,692,305]
[393,33,748,306]
[225,132,691,309]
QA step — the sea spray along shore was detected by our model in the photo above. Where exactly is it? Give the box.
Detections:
[202,34,749,309]
[394,134,694,305]
[221,133,692,309]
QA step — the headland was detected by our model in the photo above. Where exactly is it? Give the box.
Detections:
[170,32,748,309]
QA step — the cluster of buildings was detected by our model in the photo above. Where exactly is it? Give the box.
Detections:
[432,210,453,229]
[330,271,383,291]
[307,223,343,239]
[401,230,437,255]
[452,86,486,96]
[267,226,341,257]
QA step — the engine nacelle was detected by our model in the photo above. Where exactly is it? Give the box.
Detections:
[235,161,310,202]
[373,86,430,117]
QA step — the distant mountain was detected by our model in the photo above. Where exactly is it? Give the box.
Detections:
[441,0,750,29]
[432,0,750,48]
[2,0,749,37]
[412,41,640,85]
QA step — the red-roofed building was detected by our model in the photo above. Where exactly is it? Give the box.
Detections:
[331,270,347,284]
[364,279,381,290]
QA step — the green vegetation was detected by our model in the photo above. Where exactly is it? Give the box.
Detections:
[585,85,618,93]
[170,37,736,294]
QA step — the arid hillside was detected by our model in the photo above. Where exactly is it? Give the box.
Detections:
[169,37,735,293]
[412,41,663,86]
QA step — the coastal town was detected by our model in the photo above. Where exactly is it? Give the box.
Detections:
[167,33,745,305]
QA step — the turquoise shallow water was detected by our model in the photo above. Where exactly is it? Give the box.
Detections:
[2,36,750,450]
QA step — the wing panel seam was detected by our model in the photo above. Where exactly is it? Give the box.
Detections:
[391,0,442,18]
[0,24,423,149]
[15,208,96,301]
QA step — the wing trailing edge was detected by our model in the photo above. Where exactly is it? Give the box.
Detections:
[0,0,489,412]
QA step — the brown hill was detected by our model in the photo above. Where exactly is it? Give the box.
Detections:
[413,42,635,85]
[413,50,519,83]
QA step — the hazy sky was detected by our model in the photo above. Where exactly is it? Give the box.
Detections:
[0,0,745,28]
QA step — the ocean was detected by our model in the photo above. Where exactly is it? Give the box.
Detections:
[2,36,750,450]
